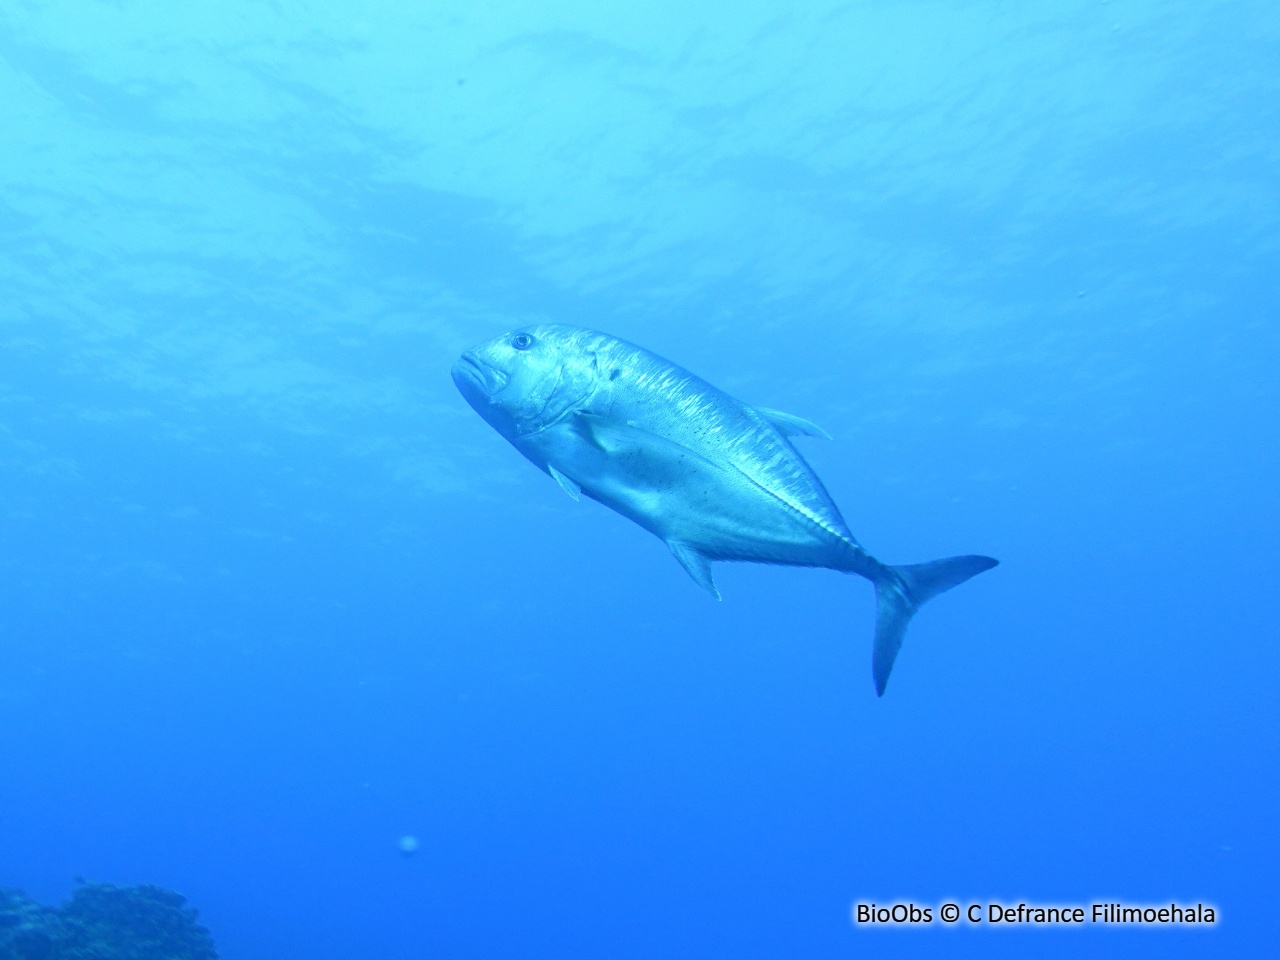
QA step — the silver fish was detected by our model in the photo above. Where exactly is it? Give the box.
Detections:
[452,324,997,695]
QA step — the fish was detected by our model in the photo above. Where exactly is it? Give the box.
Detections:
[451,324,997,695]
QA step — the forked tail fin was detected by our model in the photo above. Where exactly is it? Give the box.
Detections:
[872,555,998,696]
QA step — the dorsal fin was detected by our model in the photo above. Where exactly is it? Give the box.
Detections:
[756,406,831,440]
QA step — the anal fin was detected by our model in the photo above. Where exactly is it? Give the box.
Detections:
[548,465,580,501]
[669,542,720,600]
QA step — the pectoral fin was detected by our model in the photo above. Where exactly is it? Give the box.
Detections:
[668,542,720,600]
[756,406,831,440]
[548,465,580,501]
[573,413,721,473]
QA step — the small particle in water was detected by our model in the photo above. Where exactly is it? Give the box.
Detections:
[399,835,420,856]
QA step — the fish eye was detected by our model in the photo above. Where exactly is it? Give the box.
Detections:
[511,333,534,351]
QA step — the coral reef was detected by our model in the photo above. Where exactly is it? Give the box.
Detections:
[0,882,217,960]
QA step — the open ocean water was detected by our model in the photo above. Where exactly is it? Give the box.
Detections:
[0,1,1276,958]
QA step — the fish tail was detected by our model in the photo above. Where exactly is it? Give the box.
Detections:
[871,555,998,696]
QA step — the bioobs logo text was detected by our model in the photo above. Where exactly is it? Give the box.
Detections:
[854,903,934,925]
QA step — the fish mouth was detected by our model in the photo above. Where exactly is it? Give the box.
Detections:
[452,354,508,395]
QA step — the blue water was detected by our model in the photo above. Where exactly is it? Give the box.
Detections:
[1,2,1276,957]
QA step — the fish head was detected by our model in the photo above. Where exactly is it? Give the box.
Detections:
[452,324,600,437]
